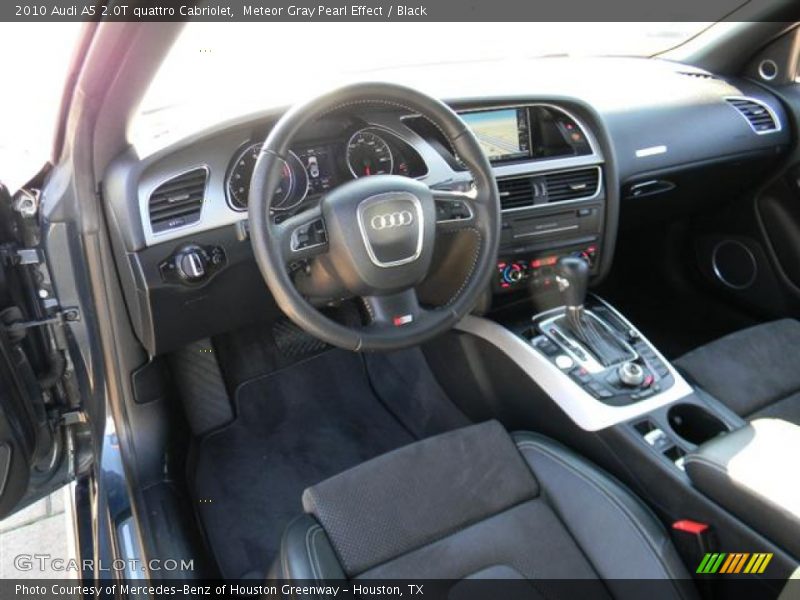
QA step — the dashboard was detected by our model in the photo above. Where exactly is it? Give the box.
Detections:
[103,57,792,355]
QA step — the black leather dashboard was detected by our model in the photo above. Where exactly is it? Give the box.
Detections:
[102,56,792,355]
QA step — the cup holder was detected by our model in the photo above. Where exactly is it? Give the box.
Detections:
[667,403,729,446]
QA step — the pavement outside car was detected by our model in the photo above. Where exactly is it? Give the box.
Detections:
[0,488,75,579]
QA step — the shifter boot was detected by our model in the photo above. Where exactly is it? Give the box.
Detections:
[560,310,630,367]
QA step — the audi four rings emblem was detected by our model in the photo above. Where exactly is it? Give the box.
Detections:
[370,210,414,230]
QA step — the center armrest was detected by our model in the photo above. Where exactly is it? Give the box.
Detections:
[684,418,800,559]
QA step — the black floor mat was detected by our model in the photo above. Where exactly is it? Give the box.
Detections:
[212,320,329,398]
[364,348,471,438]
[193,349,418,580]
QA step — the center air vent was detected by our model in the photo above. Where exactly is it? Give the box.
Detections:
[544,168,600,202]
[497,167,600,210]
[726,98,778,133]
[148,168,207,233]
[497,176,536,210]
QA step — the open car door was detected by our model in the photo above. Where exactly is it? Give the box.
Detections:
[0,180,86,519]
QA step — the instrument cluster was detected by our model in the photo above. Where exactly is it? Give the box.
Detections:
[225,126,427,214]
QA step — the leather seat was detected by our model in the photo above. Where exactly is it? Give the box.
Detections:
[273,421,697,599]
[674,319,800,426]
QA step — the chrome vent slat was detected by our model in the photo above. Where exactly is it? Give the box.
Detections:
[725,98,778,133]
[150,176,206,195]
[150,205,202,220]
[149,168,207,233]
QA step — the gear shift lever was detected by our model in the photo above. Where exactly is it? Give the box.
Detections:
[555,256,589,311]
[554,256,628,366]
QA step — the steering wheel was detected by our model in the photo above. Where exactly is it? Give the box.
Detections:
[248,82,500,351]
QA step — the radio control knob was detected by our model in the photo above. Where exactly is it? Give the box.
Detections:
[618,362,646,387]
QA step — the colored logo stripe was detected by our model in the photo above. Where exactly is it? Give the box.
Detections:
[720,553,749,573]
[697,553,726,573]
[697,552,773,575]
[744,553,773,574]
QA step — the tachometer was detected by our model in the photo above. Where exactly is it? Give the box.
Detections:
[227,143,308,211]
[346,130,394,178]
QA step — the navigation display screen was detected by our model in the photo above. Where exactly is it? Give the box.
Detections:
[461,108,531,162]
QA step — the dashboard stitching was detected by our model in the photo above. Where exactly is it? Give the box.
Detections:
[361,296,376,322]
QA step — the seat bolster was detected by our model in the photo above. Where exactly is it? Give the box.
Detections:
[512,432,697,600]
[272,515,346,581]
[674,319,800,421]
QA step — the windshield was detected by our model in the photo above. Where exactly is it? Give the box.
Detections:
[132,22,712,155]
[0,23,83,191]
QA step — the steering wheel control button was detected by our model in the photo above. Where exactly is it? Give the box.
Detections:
[435,199,474,223]
[617,361,646,387]
[357,191,424,267]
[555,355,574,370]
[291,219,328,251]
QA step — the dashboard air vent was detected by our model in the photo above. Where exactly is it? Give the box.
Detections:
[497,167,600,210]
[148,168,207,233]
[497,176,536,210]
[726,98,778,133]
[543,168,600,203]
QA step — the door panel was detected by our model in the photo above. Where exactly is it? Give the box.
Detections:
[0,182,75,518]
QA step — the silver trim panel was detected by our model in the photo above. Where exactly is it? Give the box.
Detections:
[635,145,667,158]
[138,102,604,248]
[758,59,778,82]
[711,240,757,290]
[454,309,694,432]
[356,191,424,268]
[497,165,603,213]
[725,96,782,135]
[142,165,210,239]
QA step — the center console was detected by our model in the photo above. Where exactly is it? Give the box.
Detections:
[459,253,694,431]
[441,103,607,295]
[445,255,799,586]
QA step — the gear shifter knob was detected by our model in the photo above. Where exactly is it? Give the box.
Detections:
[555,256,589,309]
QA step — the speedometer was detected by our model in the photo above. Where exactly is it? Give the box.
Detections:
[346,130,394,178]
[227,143,308,211]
